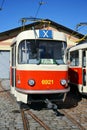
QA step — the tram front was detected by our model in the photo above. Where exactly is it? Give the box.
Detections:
[11,29,70,103]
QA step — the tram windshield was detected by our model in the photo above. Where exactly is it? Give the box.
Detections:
[18,40,67,64]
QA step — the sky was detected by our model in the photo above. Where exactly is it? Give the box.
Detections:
[0,0,87,35]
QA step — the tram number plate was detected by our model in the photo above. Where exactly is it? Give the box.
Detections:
[41,80,54,85]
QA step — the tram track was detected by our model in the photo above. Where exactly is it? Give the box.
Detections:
[57,91,87,130]
[60,109,86,130]
[20,109,30,130]
[21,102,87,130]
[20,106,51,130]
[26,109,51,130]
[0,80,28,130]
[0,89,10,93]
[0,81,30,130]
[0,81,51,130]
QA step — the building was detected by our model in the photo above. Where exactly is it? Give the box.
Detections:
[0,19,84,79]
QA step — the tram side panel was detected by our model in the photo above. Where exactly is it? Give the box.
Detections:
[68,44,87,95]
[68,67,83,86]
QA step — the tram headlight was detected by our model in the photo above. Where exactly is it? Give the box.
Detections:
[60,79,67,86]
[28,79,35,86]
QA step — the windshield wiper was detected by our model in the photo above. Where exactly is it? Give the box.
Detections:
[37,60,41,65]
[54,60,59,65]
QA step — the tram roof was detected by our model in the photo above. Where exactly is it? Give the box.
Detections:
[69,42,87,51]
[11,29,67,45]
[0,19,84,41]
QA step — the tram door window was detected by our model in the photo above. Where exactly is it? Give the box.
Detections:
[82,50,86,67]
[11,44,16,87]
[82,50,86,86]
[70,50,79,66]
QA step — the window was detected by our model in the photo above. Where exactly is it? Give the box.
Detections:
[70,51,79,66]
[18,40,67,64]
[18,40,37,64]
[82,50,86,67]
[12,45,16,66]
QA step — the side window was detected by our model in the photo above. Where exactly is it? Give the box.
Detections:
[12,44,16,66]
[82,50,86,67]
[70,50,79,66]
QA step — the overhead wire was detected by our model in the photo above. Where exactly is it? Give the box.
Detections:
[75,23,87,42]
[76,34,87,43]
[19,0,48,31]
[35,0,45,18]
[0,0,5,10]
[19,0,46,30]
[69,26,84,40]
[69,23,87,43]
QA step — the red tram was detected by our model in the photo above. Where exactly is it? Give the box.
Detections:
[68,42,87,95]
[10,29,70,103]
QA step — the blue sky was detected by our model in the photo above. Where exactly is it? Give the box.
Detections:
[0,0,87,34]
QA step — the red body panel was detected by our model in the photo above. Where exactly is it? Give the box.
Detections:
[16,70,68,91]
[68,67,82,85]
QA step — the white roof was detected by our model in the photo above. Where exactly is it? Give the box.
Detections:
[69,42,87,52]
[11,29,67,45]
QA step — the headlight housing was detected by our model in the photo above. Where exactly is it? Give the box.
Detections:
[60,79,67,86]
[28,79,35,86]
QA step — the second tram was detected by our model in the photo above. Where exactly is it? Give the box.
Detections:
[10,29,70,103]
[68,42,87,95]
